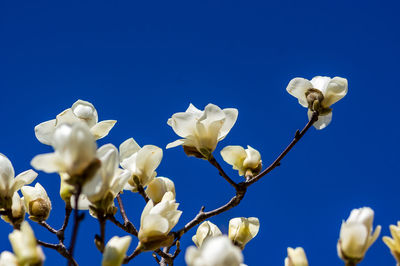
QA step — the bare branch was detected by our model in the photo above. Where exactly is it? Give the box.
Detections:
[208,156,238,189]
[68,185,84,265]
[117,193,138,235]
[37,240,78,266]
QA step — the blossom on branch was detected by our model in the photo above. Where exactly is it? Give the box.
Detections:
[383,221,400,264]
[228,217,260,249]
[21,183,52,222]
[284,247,308,266]
[220,145,262,177]
[0,154,37,210]
[119,138,163,191]
[138,191,182,251]
[185,235,244,266]
[8,221,45,266]
[337,207,381,264]
[102,236,132,266]
[166,103,238,159]
[1,192,25,227]
[192,221,222,248]
[35,99,116,145]
[286,76,348,129]
[145,177,176,204]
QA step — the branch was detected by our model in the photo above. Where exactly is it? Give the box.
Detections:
[95,214,106,253]
[208,156,238,189]
[246,111,318,186]
[57,204,72,242]
[116,193,138,235]
[123,246,142,264]
[68,186,84,265]
[37,240,78,266]
[38,221,58,234]
[107,215,138,236]
[133,176,149,202]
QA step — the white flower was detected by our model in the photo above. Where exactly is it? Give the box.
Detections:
[166,103,238,159]
[383,222,400,264]
[9,221,45,266]
[119,138,163,191]
[337,207,381,263]
[102,236,132,266]
[185,235,244,266]
[286,76,348,129]
[0,154,37,210]
[192,221,222,247]
[220,145,262,177]
[35,99,116,145]
[228,217,259,249]
[81,144,130,215]
[285,247,308,266]
[31,123,98,185]
[145,177,175,204]
[1,192,25,227]
[0,251,18,266]
[21,183,52,222]
[138,191,182,251]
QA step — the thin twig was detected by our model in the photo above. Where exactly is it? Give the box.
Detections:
[117,193,138,235]
[39,221,58,234]
[37,240,78,266]
[57,204,72,242]
[107,215,138,236]
[123,246,142,264]
[95,214,106,253]
[68,186,84,265]
[208,156,238,189]
[133,177,149,202]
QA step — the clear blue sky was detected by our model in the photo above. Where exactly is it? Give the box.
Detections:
[1,1,399,265]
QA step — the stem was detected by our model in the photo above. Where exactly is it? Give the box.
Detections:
[246,111,318,186]
[123,246,142,264]
[107,215,138,236]
[68,186,84,265]
[133,177,149,202]
[116,193,138,235]
[57,204,72,242]
[345,262,357,266]
[39,221,58,234]
[208,156,238,189]
[37,240,78,266]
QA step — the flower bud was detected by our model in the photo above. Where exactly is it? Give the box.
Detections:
[0,251,18,266]
[228,217,259,249]
[337,207,381,264]
[192,221,222,247]
[145,177,175,204]
[21,183,52,222]
[102,236,132,266]
[285,247,308,266]
[9,221,45,266]
[383,222,400,264]
[221,146,262,178]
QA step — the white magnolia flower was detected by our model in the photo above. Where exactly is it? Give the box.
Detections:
[9,221,45,266]
[228,217,260,249]
[119,138,163,191]
[382,222,400,263]
[35,99,116,145]
[285,247,309,266]
[220,145,262,177]
[0,251,18,266]
[145,177,175,204]
[0,154,37,210]
[286,76,348,129]
[1,192,25,227]
[21,183,52,222]
[81,144,130,215]
[192,221,222,247]
[102,236,132,266]
[31,123,98,185]
[166,103,238,159]
[337,207,381,263]
[186,235,244,266]
[138,191,182,251]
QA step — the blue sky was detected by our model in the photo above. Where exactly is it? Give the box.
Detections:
[1,0,399,265]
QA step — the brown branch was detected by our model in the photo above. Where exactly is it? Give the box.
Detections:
[133,176,149,202]
[123,246,142,264]
[37,240,78,266]
[68,186,84,265]
[107,214,138,236]
[57,204,72,242]
[39,221,58,234]
[116,193,138,235]
[208,156,238,189]
[95,214,106,253]
[246,111,318,186]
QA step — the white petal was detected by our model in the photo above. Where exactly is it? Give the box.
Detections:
[185,103,203,116]
[199,104,225,128]
[97,144,119,182]
[0,154,15,192]
[243,146,262,169]
[168,112,197,138]
[71,194,91,210]
[11,170,38,193]
[34,119,56,145]
[119,138,141,162]
[339,223,368,259]
[55,109,81,126]
[136,145,163,182]
[308,110,332,130]
[31,153,64,173]
[247,217,260,237]
[219,108,239,140]
[310,76,331,93]
[166,139,186,149]
[90,120,117,140]
[322,77,348,107]
[286,78,312,108]
[140,214,170,237]
[71,99,98,127]
[220,146,246,170]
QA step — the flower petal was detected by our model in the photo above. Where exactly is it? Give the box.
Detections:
[308,110,332,130]
[219,108,238,140]
[31,153,65,173]
[90,120,117,139]
[12,170,38,193]
[119,138,141,162]
[286,78,312,108]
[322,77,348,107]
[168,112,197,138]
[71,99,98,127]
[0,154,15,192]
[166,139,186,149]
[220,146,246,170]
[310,76,331,93]
[34,119,56,145]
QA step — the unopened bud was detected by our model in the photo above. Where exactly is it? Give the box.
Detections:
[228,217,260,249]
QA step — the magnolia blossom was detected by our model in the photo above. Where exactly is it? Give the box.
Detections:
[285,247,308,266]
[81,144,130,215]
[1,192,25,227]
[138,192,182,251]
[185,235,244,266]
[119,138,163,191]
[0,251,17,266]
[286,76,348,129]
[337,207,381,263]
[166,103,238,159]
[35,99,116,145]
[102,236,132,266]
[383,221,400,263]
[192,221,222,247]
[146,177,175,204]
[21,183,52,222]
[9,221,45,266]
[0,154,37,210]
[220,145,262,177]
[31,123,98,185]
[228,217,260,249]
